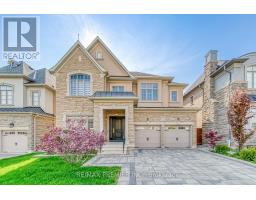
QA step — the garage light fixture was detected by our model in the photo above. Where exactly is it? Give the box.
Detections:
[9,122,14,128]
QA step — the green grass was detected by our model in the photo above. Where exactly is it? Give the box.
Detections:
[0,153,121,185]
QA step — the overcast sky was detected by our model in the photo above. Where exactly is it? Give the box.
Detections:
[1,14,256,85]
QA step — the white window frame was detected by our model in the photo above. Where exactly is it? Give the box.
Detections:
[112,86,125,92]
[65,114,93,130]
[32,90,40,107]
[170,91,177,102]
[247,65,256,89]
[95,51,103,60]
[69,73,91,96]
[140,83,158,101]
[0,84,14,106]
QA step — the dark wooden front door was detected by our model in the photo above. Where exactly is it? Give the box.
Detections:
[109,116,125,141]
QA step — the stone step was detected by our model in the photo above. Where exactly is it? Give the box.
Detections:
[99,142,127,155]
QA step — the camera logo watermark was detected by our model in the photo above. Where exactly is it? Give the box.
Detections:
[2,16,40,61]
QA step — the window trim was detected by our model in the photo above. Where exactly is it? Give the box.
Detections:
[0,83,14,106]
[31,90,41,107]
[65,114,93,130]
[95,51,103,60]
[66,72,93,97]
[112,85,125,92]
[140,83,159,101]
[247,65,256,89]
[190,96,194,105]
[170,90,178,102]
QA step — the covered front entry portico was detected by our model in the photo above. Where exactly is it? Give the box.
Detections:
[103,109,126,142]
[89,92,138,152]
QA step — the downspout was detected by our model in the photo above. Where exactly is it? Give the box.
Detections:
[224,66,232,147]
[33,114,38,151]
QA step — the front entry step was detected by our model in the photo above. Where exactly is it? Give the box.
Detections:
[100,142,127,155]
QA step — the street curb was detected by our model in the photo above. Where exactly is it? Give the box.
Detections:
[197,149,256,169]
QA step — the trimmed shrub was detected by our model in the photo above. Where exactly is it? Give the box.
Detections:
[214,144,231,155]
[205,130,224,149]
[239,147,256,162]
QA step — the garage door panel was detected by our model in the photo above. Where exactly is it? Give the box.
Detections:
[164,126,191,148]
[135,126,160,148]
[2,131,28,153]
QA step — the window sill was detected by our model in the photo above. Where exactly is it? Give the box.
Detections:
[66,95,90,98]
[139,100,161,103]
[0,104,14,107]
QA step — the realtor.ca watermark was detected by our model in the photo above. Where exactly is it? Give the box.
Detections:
[2,16,40,61]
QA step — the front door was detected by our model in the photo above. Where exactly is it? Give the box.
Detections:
[109,116,125,141]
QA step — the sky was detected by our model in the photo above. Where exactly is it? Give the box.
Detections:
[0,14,256,85]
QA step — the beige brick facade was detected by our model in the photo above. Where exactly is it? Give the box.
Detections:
[55,47,105,127]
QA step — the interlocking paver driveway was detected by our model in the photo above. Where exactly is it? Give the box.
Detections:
[85,149,256,185]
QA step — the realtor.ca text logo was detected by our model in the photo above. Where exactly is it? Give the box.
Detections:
[2,17,40,61]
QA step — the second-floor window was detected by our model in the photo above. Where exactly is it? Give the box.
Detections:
[0,85,13,105]
[112,86,124,92]
[70,74,91,96]
[170,91,177,102]
[141,83,158,101]
[190,96,194,105]
[247,66,256,89]
[32,91,40,106]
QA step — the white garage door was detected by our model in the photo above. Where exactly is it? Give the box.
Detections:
[135,125,161,148]
[164,126,191,148]
[1,131,28,153]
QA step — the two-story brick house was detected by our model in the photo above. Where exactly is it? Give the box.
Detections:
[184,50,256,145]
[50,37,198,153]
[0,61,55,153]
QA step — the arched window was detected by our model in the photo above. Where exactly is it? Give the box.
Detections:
[0,84,13,105]
[70,74,91,96]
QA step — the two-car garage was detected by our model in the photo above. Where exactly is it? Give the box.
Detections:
[135,125,192,148]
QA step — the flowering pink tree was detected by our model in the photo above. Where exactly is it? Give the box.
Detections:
[227,89,255,150]
[205,130,224,150]
[36,119,105,164]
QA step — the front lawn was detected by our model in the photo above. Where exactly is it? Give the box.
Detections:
[0,153,121,185]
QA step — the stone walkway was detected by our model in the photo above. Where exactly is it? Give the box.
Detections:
[0,153,24,160]
[85,149,256,185]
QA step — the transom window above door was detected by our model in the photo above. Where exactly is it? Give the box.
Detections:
[141,83,158,101]
[70,74,91,96]
[247,65,256,89]
[112,86,124,92]
[0,84,13,105]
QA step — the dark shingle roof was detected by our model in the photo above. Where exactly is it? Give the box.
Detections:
[92,91,136,97]
[130,71,158,77]
[0,61,47,84]
[27,68,46,84]
[0,107,53,116]
[0,61,24,74]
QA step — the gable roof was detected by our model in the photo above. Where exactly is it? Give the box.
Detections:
[184,73,205,96]
[87,36,135,79]
[0,61,52,85]
[50,40,106,74]
[0,61,33,76]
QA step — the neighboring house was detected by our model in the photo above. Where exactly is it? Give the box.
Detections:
[184,50,256,145]
[0,61,55,153]
[50,36,198,153]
